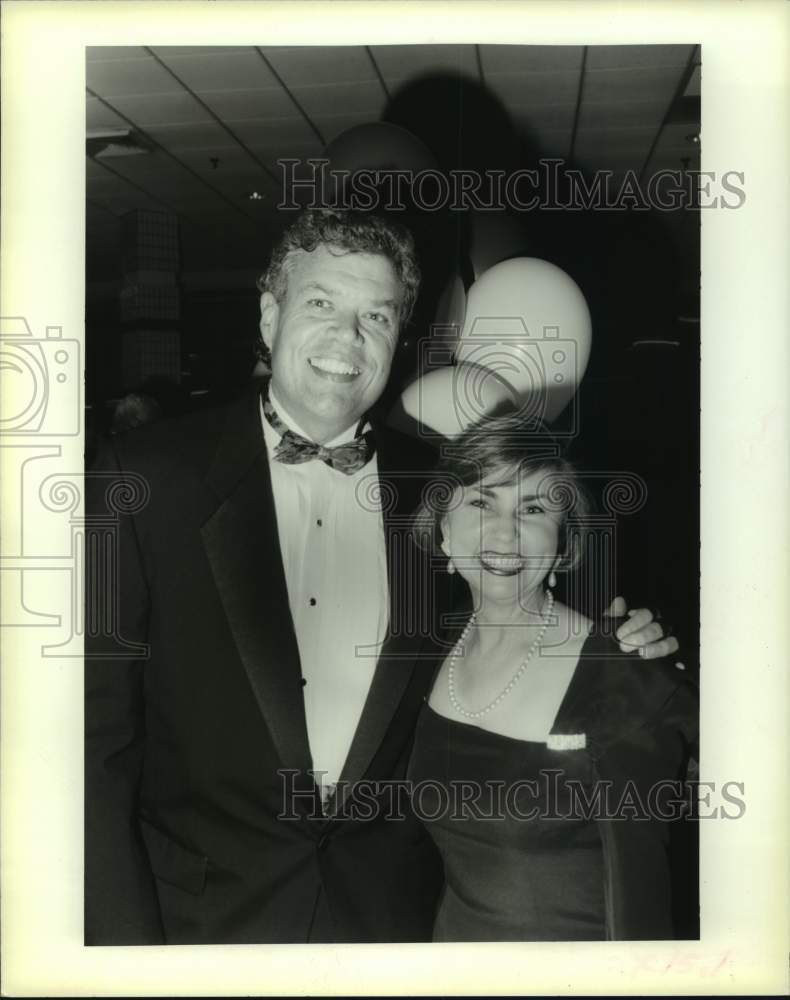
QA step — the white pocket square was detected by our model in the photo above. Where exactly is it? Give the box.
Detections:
[546,733,586,751]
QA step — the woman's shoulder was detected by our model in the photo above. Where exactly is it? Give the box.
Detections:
[573,620,698,729]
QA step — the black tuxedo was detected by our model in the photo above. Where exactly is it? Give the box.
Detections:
[85,383,448,944]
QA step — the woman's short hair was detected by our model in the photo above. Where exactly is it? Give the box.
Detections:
[413,411,594,573]
[256,208,421,326]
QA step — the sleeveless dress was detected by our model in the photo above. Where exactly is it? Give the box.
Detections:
[407,629,698,941]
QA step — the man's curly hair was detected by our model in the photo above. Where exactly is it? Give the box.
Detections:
[256,208,421,326]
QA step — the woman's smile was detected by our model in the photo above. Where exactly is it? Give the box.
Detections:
[477,551,526,576]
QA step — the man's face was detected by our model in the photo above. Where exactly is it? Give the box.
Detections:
[259,245,404,443]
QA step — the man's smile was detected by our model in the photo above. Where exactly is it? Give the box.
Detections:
[308,355,362,382]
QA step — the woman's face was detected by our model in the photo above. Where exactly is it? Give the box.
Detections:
[441,466,562,608]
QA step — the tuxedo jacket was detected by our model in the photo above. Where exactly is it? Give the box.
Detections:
[85,382,448,945]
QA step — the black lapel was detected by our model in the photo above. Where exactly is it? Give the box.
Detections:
[199,385,315,782]
[332,424,439,807]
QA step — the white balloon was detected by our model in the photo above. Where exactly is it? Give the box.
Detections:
[388,363,517,439]
[433,271,466,335]
[422,271,467,371]
[455,257,592,424]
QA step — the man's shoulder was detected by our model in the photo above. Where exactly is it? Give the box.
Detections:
[111,391,251,473]
[373,420,438,476]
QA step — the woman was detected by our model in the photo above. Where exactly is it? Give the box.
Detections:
[407,413,698,941]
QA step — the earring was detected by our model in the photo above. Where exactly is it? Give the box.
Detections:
[548,569,557,589]
[447,557,456,575]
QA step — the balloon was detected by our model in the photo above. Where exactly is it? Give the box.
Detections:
[433,271,466,332]
[468,211,531,280]
[421,270,467,369]
[387,362,518,440]
[325,122,437,175]
[455,257,592,425]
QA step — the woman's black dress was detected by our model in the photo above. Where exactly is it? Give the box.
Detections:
[407,629,698,941]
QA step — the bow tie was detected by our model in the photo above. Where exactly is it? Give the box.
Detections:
[263,395,375,476]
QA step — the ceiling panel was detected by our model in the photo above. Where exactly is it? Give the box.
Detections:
[87,46,149,63]
[102,152,210,192]
[255,151,328,186]
[584,66,680,104]
[513,104,577,134]
[84,44,700,285]
[260,46,377,86]
[316,114,401,146]
[109,93,214,127]
[145,121,236,151]
[586,45,693,70]
[148,45,251,58]
[171,144,266,172]
[479,45,583,74]
[370,44,479,85]
[199,88,298,122]
[574,126,656,161]
[87,55,183,98]
[155,49,281,92]
[577,98,667,130]
[87,156,121,180]
[486,71,580,106]
[87,96,131,129]
[232,116,320,149]
[289,81,386,118]
[684,65,701,97]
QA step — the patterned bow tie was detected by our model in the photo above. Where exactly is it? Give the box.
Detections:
[263,395,375,475]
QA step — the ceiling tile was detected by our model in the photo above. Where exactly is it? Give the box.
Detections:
[256,151,329,186]
[232,116,320,149]
[87,173,138,197]
[149,46,250,58]
[86,96,129,129]
[260,46,377,86]
[87,46,149,62]
[110,93,213,127]
[486,71,580,106]
[87,55,183,98]
[155,50,281,92]
[574,126,655,158]
[684,64,701,97]
[290,82,386,118]
[171,144,262,171]
[583,66,681,104]
[145,121,235,151]
[318,114,394,146]
[577,99,667,131]
[200,88,298,121]
[586,45,694,71]
[479,45,583,74]
[512,104,576,133]
[370,44,478,84]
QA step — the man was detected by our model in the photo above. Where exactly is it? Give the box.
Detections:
[85,209,674,945]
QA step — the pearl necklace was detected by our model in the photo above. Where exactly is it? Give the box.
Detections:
[447,590,555,719]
